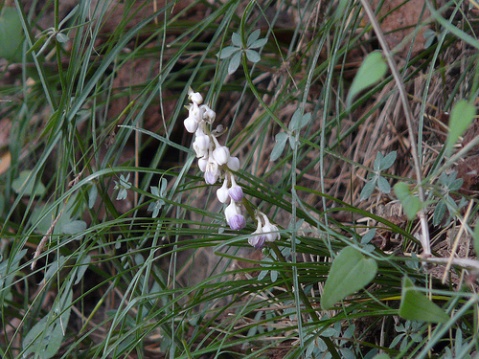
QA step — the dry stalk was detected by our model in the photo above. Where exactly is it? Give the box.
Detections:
[359,0,431,257]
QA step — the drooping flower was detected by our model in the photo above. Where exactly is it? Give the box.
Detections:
[212,145,230,166]
[228,175,244,202]
[248,222,266,249]
[216,178,229,203]
[227,156,240,171]
[225,201,246,230]
[188,88,203,105]
[261,214,280,242]
[198,156,208,172]
[204,158,221,185]
[193,132,210,158]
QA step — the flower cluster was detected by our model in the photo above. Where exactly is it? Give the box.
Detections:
[184,88,245,231]
[184,88,280,248]
[248,212,280,249]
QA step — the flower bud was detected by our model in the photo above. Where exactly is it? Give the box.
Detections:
[193,133,210,158]
[216,179,229,203]
[228,176,243,202]
[188,88,203,105]
[227,156,240,171]
[184,116,198,133]
[198,157,208,172]
[212,146,230,166]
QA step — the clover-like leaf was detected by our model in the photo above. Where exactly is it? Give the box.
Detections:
[247,29,261,47]
[360,179,377,201]
[249,37,268,49]
[394,182,422,220]
[231,32,242,47]
[270,132,289,161]
[245,49,260,63]
[377,176,391,194]
[218,46,239,59]
[228,51,242,74]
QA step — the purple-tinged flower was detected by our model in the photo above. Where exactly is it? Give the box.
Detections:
[216,179,229,203]
[204,159,220,185]
[225,201,246,230]
[212,145,230,166]
[188,88,203,105]
[193,133,210,158]
[227,156,240,171]
[228,175,243,202]
[248,222,266,249]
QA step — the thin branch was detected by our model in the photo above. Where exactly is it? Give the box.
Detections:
[359,0,431,257]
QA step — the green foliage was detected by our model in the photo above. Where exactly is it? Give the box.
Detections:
[0,7,24,62]
[445,100,476,156]
[360,151,396,200]
[0,0,477,358]
[218,29,267,74]
[346,51,388,108]
[321,246,377,310]
[399,277,449,323]
[393,182,422,220]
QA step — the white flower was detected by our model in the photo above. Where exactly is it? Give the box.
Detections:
[188,88,203,105]
[212,145,230,165]
[228,175,243,202]
[216,179,229,203]
[193,133,210,158]
[261,215,280,242]
[198,156,208,172]
[184,116,198,133]
[248,222,266,249]
[201,105,216,123]
[225,201,246,230]
[227,156,240,171]
[204,158,221,185]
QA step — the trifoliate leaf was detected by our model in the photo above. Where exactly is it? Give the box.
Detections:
[377,176,391,194]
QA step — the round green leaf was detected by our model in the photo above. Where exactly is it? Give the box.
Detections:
[0,7,24,62]
[347,51,387,108]
[321,246,378,310]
